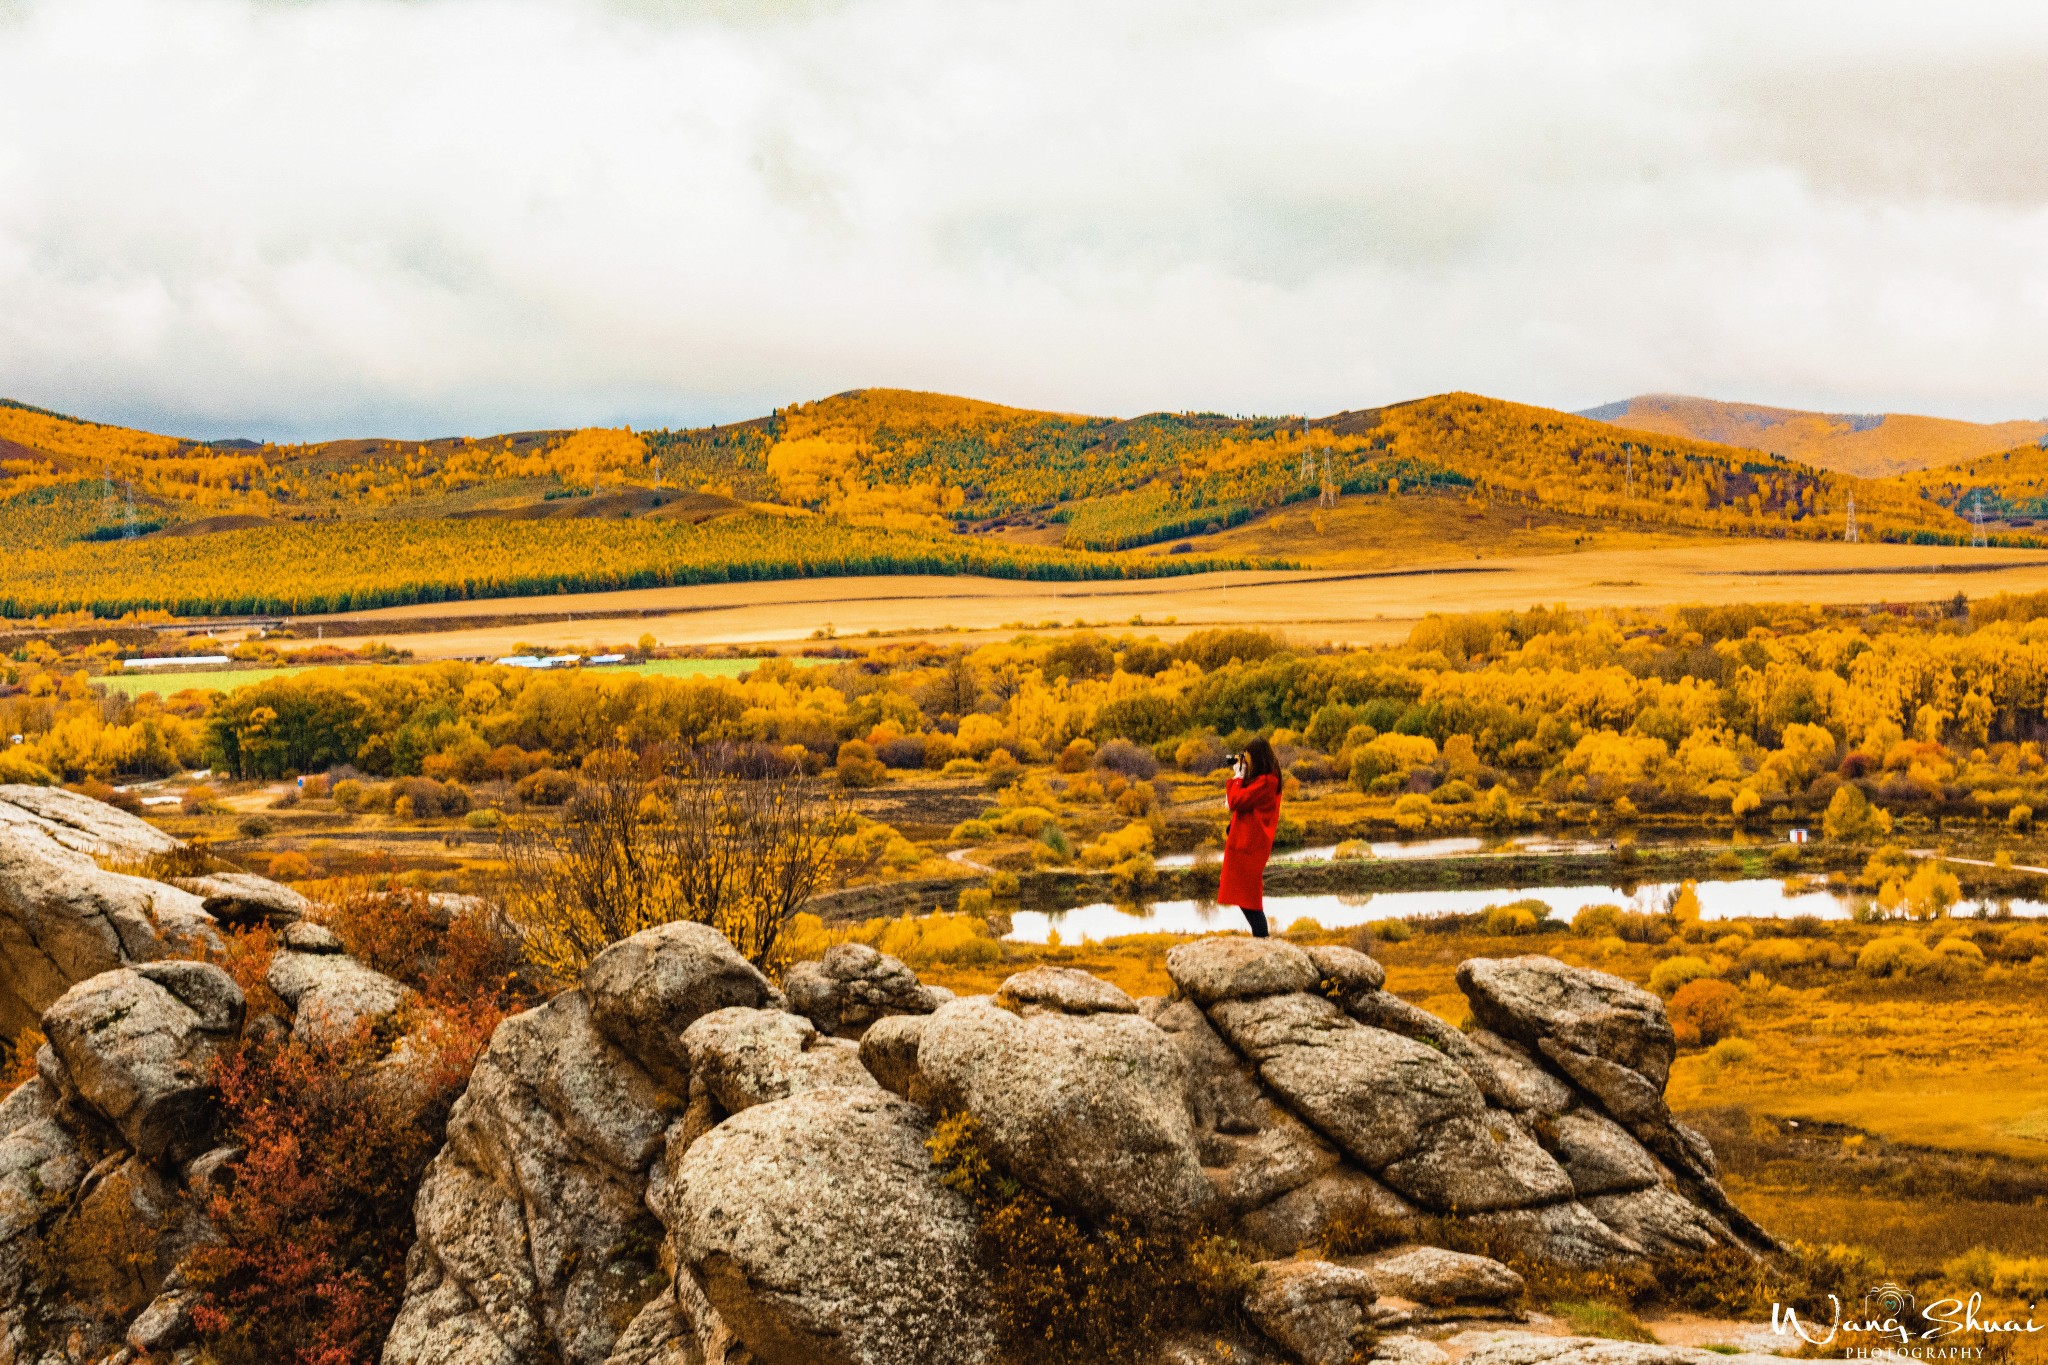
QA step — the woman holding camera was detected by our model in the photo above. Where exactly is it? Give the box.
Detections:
[1218,737,1282,937]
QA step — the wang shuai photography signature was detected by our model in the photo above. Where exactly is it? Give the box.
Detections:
[1772,1284,2044,1357]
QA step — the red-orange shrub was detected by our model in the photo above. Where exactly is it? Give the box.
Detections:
[209,924,287,1021]
[186,1034,459,1365]
[323,888,525,1010]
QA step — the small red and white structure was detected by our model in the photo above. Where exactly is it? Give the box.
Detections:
[1787,829,1809,844]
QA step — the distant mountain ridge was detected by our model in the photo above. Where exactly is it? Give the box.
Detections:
[1579,393,2048,479]
[0,385,2012,616]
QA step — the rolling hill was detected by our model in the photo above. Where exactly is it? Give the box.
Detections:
[1579,394,2048,479]
[0,387,1990,618]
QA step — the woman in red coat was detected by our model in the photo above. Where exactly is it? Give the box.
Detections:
[1219,737,1282,937]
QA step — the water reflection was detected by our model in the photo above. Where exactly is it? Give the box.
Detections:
[1152,832,1688,870]
[1004,877,2048,944]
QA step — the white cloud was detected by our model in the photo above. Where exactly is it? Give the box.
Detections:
[0,0,2044,438]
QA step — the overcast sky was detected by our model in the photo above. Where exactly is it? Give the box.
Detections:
[2,0,2046,440]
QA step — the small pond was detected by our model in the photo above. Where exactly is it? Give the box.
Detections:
[1150,831,1698,869]
[1003,877,2048,944]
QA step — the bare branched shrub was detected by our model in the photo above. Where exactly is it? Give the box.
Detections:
[502,745,835,980]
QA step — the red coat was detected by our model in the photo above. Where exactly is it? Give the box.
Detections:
[1218,773,1281,908]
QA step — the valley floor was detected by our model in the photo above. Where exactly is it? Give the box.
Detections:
[282,539,2048,658]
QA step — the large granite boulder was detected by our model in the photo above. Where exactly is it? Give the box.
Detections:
[40,963,243,1162]
[0,817,215,1041]
[1364,1247,1524,1308]
[582,921,779,1091]
[682,1005,874,1115]
[858,1013,931,1104]
[1165,936,1319,1005]
[0,784,181,860]
[667,1086,997,1365]
[1200,989,1571,1213]
[388,920,788,1365]
[1242,1258,1380,1365]
[993,966,1136,1016]
[384,991,674,1365]
[782,942,939,1039]
[1456,957,1773,1250]
[171,871,310,927]
[1458,958,1675,1089]
[916,996,1216,1231]
[268,945,414,1049]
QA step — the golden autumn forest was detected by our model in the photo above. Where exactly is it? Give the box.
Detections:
[4,386,2044,617]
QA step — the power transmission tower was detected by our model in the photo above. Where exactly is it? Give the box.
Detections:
[1844,492,1858,544]
[1970,490,1989,548]
[1624,447,1634,500]
[1320,452,1336,509]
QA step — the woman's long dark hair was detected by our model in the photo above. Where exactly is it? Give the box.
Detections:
[1243,737,1280,781]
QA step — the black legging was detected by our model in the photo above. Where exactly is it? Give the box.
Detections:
[1241,908,1269,938]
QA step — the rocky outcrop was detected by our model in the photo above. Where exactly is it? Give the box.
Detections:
[1458,957,1774,1250]
[0,786,223,1042]
[0,962,242,1362]
[40,964,243,1162]
[0,782,424,1361]
[917,996,1216,1231]
[782,942,938,1039]
[382,928,1784,1365]
[1147,938,1771,1268]
[386,922,782,1365]
[0,797,1778,1364]
[171,871,310,928]
[269,939,415,1049]
[666,1087,997,1365]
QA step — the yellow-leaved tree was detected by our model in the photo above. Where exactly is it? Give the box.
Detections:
[502,747,837,980]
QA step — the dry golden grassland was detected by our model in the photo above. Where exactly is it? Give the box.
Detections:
[285,519,2048,658]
